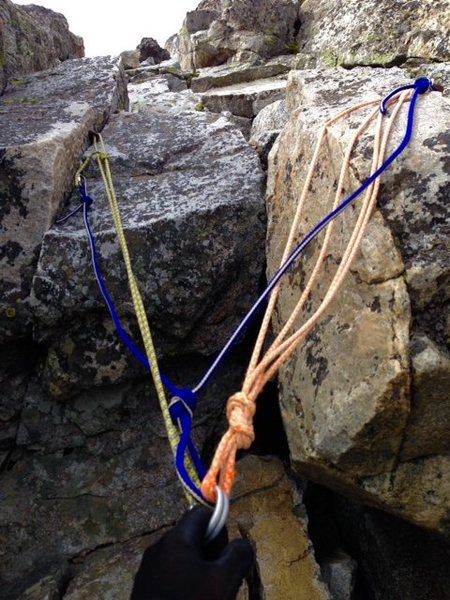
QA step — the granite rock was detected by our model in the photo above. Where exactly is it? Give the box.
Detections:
[128,76,196,116]
[137,37,170,64]
[120,50,140,70]
[250,99,289,166]
[266,67,450,533]
[190,56,296,93]
[175,0,301,71]
[0,0,84,94]
[36,457,330,600]
[320,551,357,600]
[0,56,128,344]
[296,0,450,68]
[332,496,450,600]
[0,354,245,599]
[30,106,265,398]
[230,456,331,600]
[201,76,287,117]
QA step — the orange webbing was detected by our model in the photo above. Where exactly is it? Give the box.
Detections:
[201,91,411,503]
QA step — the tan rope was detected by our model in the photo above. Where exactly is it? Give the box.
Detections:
[201,91,411,503]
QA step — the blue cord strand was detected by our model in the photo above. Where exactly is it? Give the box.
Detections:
[70,183,208,501]
[191,78,433,395]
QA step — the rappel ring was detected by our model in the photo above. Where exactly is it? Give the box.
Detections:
[205,486,229,543]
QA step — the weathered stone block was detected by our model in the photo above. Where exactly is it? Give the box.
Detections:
[30,107,265,397]
[296,0,450,68]
[201,77,287,117]
[266,67,449,533]
[176,0,301,70]
[0,0,84,94]
[0,56,128,343]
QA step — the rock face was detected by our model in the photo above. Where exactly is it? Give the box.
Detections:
[17,457,329,600]
[137,37,170,64]
[30,96,265,398]
[172,0,301,71]
[266,66,450,534]
[1,1,450,599]
[0,0,84,94]
[230,456,331,600]
[250,98,289,167]
[201,76,287,117]
[296,0,450,68]
[1,355,246,599]
[320,551,357,600]
[0,13,268,597]
[331,495,450,600]
[0,56,128,344]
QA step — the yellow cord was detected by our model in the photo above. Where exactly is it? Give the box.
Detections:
[78,134,203,506]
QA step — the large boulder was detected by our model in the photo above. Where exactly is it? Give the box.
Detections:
[30,106,265,398]
[266,67,450,534]
[0,56,128,344]
[296,0,450,68]
[173,0,301,71]
[0,0,84,94]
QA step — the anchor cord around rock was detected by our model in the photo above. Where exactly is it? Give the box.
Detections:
[201,79,437,503]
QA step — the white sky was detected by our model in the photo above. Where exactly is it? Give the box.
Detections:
[13,0,200,57]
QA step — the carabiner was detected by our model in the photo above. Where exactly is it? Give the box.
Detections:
[205,486,229,543]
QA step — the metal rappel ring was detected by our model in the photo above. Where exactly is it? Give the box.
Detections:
[205,486,229,543]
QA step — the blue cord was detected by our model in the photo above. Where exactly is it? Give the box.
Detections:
[61,178,208,501]
[57,78,435,502]
[191,77,435,394]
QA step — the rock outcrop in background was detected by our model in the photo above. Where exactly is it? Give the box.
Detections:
[167,0,301,70]
[0,0,84,93]
[1,0,449,598]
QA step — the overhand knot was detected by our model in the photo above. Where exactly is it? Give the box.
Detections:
[226,392,255,449]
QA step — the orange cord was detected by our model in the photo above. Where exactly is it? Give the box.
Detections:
[201,91,411,503]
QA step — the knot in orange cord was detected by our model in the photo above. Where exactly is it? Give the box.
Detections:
[200,392,256,503]
[226,392,255,449]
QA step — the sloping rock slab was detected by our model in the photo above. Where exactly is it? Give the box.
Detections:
[31,109,265,397]
[42,457,330,600]
[128,77,200,116]
[296,0,450,68]
[191,56,296,93]
[201,77,287,118]
[266,67,450,533]
[0,56,127,344]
